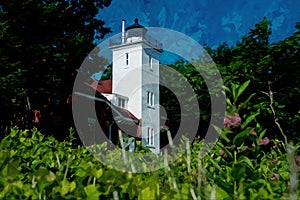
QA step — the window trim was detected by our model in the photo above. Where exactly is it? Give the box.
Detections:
[126,53,129,65]
[147,91,154,107]
[147,127,154,146]
[149,55,153,71]
[117,96,128,108]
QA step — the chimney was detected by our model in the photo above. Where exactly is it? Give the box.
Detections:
[122,19,125,44]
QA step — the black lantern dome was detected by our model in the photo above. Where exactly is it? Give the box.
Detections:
[125,18,147,38]
[125,18,146,31]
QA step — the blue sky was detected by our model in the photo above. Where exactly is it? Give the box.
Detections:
[97,0,300,49]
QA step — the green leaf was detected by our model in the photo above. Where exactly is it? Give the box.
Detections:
[213,125,231,143]
[237,93,256,112]
[84,185,101,199]
[238,156,254,169]
[236,80,251,103]
[233,127,253,146]
[231,83,238,102]
[70,182,76,193]
[216,143,233,159]
[258,129,267,141]
[79,160,93,170]
[139,187,156,200]
[231,163,246,181]
[45,170,56,183]
[75,168,87,178]
[209,157,223,172]
[240,112,260,129]
[215,185,232,199]
[60,179,76,196]
[94,169,103,179]
[226,98,233,107]
[10,128,18,138]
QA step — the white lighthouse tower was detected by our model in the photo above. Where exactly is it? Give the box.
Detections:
[109,18,162,153]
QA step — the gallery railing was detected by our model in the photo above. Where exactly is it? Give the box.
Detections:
[109,33,162,50]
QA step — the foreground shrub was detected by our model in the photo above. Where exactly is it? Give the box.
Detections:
[0,126,298,199]
[1,81,299,199]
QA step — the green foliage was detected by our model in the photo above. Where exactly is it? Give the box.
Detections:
[0,68,297,200]
[162,18,299,144]
[207,18,300,143]
[0,112,298,200]
[0,0,112,128]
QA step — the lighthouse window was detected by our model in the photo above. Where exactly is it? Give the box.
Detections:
[147,91,154,107]
[126,53,129,65]
[118,97,126,108]
[147,127,154,146]
[149,55,153,70]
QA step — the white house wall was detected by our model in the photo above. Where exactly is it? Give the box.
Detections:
[111,43,143,118]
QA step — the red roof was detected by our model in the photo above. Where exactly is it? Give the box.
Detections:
[88,79,112,94]
[85,78,139,124]
[115,107,139,121]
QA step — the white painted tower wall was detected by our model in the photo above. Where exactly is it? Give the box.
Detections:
[110,20,161,153]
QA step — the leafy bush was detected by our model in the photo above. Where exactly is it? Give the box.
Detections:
[1,108,299,200]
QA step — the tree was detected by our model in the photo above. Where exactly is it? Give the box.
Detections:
[269,22,300,140]
[204,42,234,67]
[209,18,300,142]
[0,0,112,131]
[225,17,272,88]
[160,58,224,143]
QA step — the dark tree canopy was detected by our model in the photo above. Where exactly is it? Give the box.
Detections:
[0,0,112,131]
[205,18,300,142]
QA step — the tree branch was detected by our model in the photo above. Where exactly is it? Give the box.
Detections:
[261,81,288,146]
[262,81,300,200]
